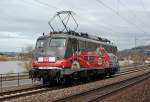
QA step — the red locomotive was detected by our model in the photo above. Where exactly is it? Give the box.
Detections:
[29,11,119,84]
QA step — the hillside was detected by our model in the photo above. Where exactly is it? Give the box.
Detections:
[118,45,150,60]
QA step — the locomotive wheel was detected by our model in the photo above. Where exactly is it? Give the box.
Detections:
[42,76,48,84]
[108,71,115,78]
[60,76,72,85]
[72,72,79,83]
[71,60,80,70]
[42,76,53,85]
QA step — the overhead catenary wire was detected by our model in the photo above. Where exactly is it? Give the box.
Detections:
[33,0,61,10]
[117,0,147,27]
[96,0,150,47]
[115,0,150,40]
[21,0,122,35]
[21,0,52,11]
[19,0,149,49]
[140,0,150,19]
[95,0,149,35]
[22,0,120,34]
[22,0,149,37]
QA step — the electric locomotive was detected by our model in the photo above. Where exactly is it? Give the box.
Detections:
[29,11,119,84]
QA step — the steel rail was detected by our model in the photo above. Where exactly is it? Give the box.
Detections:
[116,65,150,76]
[89,72,150,102]
[0,84,60,101]
[0,65,149,101]
[53,67,150,102]
[1,65,148,93]
[1,64,149,81]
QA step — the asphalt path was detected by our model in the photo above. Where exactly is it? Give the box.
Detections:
[0,79,41,89]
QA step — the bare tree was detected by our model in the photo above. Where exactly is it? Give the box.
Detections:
[22,46,34,71]
[130,50,145,65]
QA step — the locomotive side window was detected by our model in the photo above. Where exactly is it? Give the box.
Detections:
[49,38,66,47]
[78,40,86,51]
[86,42,97,51]
[105,45,111,53]
[36,39,44,48]
[107,46,111,53]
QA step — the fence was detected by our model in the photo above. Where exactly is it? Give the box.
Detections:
[0,72,34,92]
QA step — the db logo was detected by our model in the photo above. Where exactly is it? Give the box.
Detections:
[43,57,49,62]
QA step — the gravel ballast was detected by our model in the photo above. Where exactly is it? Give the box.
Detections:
[100,77,150,102]
[5,67,150,102]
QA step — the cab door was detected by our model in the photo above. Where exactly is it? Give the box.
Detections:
[65,38,78,58]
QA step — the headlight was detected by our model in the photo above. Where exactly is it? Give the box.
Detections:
[38,57,43,62]
[49,57,56,62]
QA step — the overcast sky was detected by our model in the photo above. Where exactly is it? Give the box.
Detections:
[0,0,150,52]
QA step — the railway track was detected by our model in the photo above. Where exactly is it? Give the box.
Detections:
[0,84,69,101]
[89,72,150,102]
[116,64,150,76]
[0,65,149,101]
[1,65,148,81]
[0,85,48,100]
[53,66,150,102]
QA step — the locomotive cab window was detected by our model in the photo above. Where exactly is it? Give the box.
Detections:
[49,38,66,47]
[36,39,44,48]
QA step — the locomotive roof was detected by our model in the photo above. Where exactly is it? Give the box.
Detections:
[37,32,116,47]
